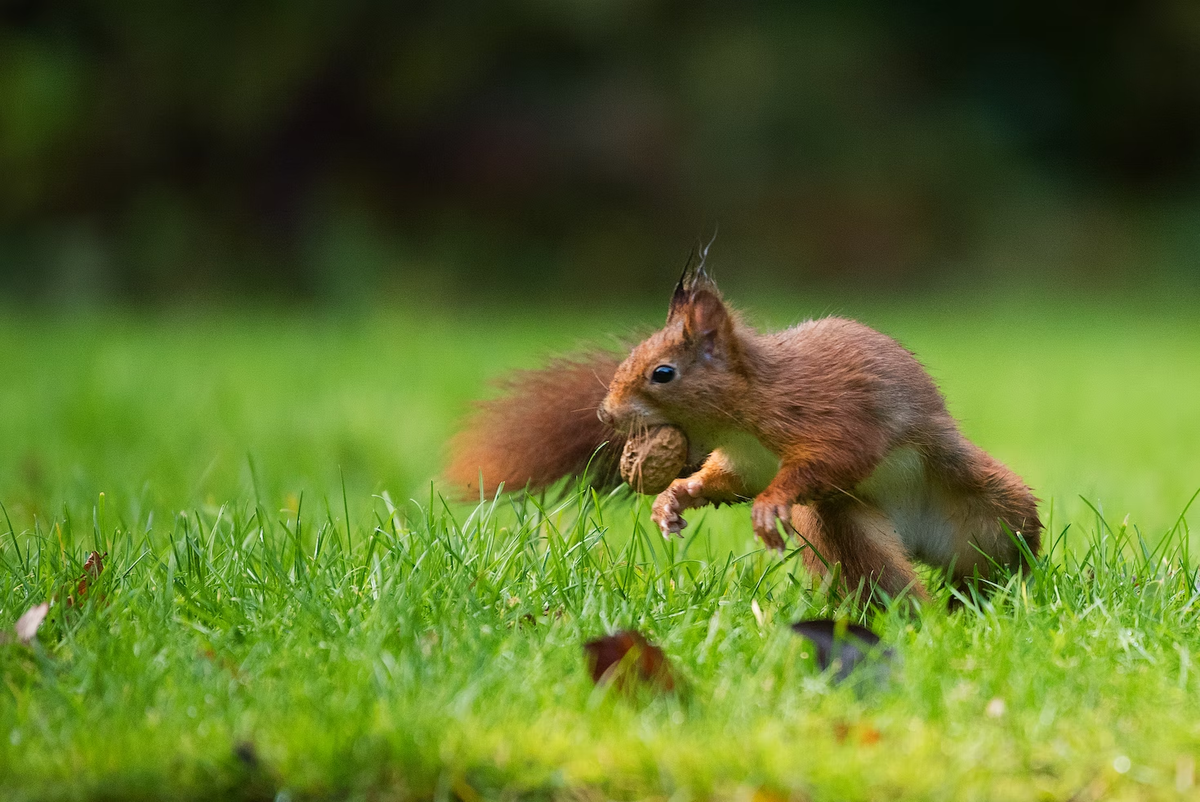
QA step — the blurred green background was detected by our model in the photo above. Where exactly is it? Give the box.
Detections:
[1,299,1197,548]
[3,0,1200,302]
[2,0,1199,541]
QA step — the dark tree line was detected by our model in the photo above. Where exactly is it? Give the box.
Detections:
[2,0,1198,300]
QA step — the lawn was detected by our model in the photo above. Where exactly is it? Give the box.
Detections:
[2,294,1200,801]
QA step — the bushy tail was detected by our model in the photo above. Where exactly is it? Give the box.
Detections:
[445,350,628,499]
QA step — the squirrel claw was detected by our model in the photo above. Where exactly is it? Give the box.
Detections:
[656,514,687,538]
[652,479,702,539]
[751,500,792,551]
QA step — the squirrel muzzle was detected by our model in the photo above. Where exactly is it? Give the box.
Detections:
[598,394,661,435]
[597,405,615,427]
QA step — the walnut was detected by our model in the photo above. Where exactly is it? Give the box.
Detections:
[620,425,688,495]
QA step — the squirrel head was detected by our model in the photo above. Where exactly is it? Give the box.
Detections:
[599,253,745,436]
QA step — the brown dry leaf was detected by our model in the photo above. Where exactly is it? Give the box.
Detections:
[80,550,105,589]
[742,785,811,802]
[201,647,244,680]
[14,602,50,645]
[832,720,881,746]
[750,786,792,802]
[67,551,106,607]
[583,630,676,693]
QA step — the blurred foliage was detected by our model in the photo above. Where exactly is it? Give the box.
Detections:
[2,0,1200,302]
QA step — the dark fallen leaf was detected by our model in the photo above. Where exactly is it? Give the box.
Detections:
[233,741,259,768]
[583,630,675,693]
[791,618,894,684]
[230,738,278,800]
[14,602,50,645]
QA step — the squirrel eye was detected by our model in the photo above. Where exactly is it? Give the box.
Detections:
[650,365,676,384]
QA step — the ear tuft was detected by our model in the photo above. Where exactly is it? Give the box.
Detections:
[668,248,695,321]
[667,237,721,322]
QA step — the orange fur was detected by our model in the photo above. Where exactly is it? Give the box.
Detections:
[444,351,627,498]
[599,266,1042,601]
[448,263,1042,602]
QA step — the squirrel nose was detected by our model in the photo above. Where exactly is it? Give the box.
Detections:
[597,405,614,427]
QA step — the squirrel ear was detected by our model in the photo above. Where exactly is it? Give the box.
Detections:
[683,289,734,360]
[667,241,720,323]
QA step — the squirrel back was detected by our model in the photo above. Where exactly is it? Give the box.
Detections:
[445,351,629,498]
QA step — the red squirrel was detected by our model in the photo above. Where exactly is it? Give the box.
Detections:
[447,260,1041,601]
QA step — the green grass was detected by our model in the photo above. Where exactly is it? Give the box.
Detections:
[2,297,1200,801]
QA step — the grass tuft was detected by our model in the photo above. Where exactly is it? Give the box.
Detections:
[2,480,1200,800]
[1,304,1199,799]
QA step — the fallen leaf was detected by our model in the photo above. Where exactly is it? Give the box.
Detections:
[751,785,795,802]
[201,647,244,680]
[791,618,894,684]
[14,602,49,645]
[83,550,103,574]
[583,630,675,693]
[79,550,105,592]
[832,720,882,746]
[67,551,107,607]
[233,741,259,768]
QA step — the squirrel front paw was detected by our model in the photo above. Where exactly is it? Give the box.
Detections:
[651,478,705,538]
[751,498,792,551]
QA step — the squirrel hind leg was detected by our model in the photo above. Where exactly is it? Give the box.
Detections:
[937,457,1043,586]
[943,496,1042,589]
[791,502,930,605]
